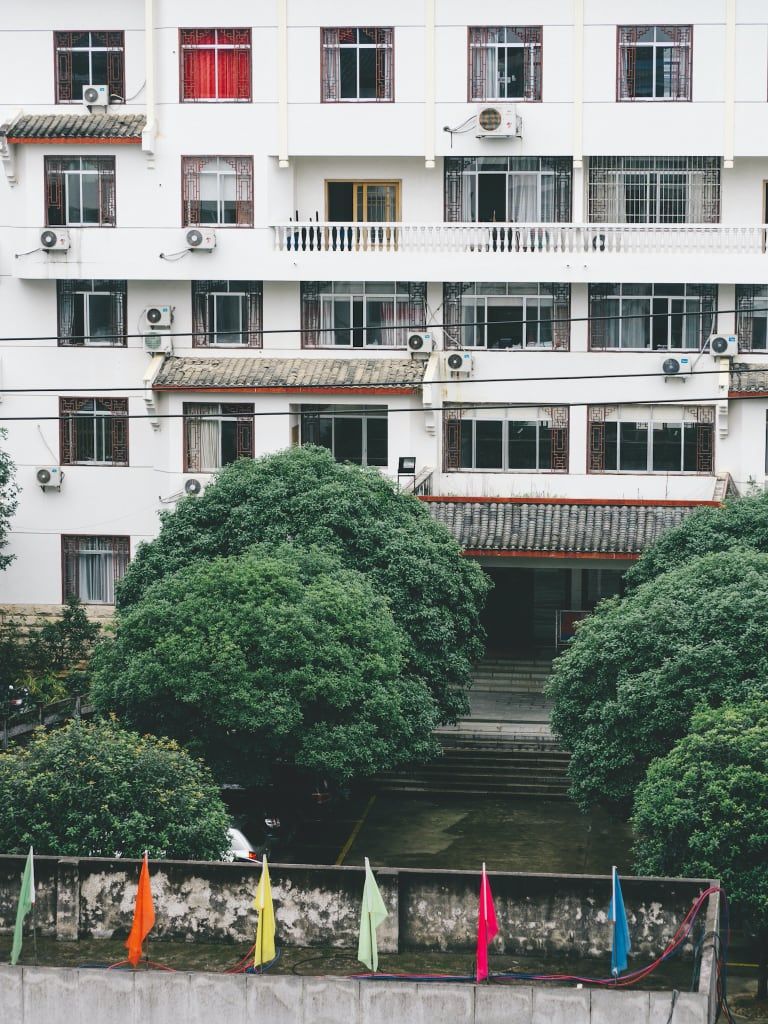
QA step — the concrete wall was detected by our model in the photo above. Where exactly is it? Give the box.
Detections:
[0,856,714,962]
[0,966,713,1024]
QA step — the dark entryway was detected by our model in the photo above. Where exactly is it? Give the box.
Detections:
[483,567,535,654]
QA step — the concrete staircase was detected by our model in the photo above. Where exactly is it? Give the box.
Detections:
[377,656,573,799]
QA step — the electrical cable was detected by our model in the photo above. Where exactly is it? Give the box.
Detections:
[0,302,761,345]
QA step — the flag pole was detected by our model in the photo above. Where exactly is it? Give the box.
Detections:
[144,851,150,970]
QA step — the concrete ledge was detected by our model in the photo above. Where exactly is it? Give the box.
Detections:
[0,968,713,1024]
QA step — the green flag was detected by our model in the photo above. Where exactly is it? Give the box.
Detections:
[11,846,35,966]
[357,857,388,972]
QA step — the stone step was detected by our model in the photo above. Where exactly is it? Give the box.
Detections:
[377,782,571,797]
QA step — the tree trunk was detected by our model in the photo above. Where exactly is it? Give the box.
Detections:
[758,928,768,1002]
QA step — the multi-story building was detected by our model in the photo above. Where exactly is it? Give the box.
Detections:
[1,1,767,654]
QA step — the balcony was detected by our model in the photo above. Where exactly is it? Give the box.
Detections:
[271,221,768,284]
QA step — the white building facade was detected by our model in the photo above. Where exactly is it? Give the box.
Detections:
[1,1,767,652]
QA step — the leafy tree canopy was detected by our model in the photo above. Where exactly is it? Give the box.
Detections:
[92,543,440,785]
[0,428,19,573]
[0,719,230,859]
[116,447,490,722]
[627,492,768,589]
[547,550,768,814]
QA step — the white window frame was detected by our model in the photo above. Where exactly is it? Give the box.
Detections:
[462,163,556,222]
[299,405,389,466]
[72,399,114,465]
[75,537,121,604]
[622,27,690,101]
[329,29,393,102]
[62,158,102,226]
[595,285,711,351]
[318,283,411,348]
[72,286,114,346]
[469,27,540,101]
[207,291,247,346]
[602,406,702,473]
[198,158,237,226]
[458,406,559,472]
[461,285,554,349]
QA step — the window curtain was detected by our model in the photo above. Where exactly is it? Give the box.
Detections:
[182,30,217,99]
[509,174,539,221]
[321,29,341,101]
[185,404,220,471]
[79,540,116,603]
[444,159,476,222]
[182,157,252,227]
[57,281,78,344]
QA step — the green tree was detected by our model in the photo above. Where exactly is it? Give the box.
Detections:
[547,550,768,814]
[627,492,768,589]
[116,447,490,722]
[92,544,440,784]
[632,700,768,999]
[0,719,230,859]
[0,428,19,573]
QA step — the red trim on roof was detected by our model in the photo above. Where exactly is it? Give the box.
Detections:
[462,549,639,561]
[729,390,768,399]
[7,137,141,145]
[153,385,418,395]
[418,496,720,508]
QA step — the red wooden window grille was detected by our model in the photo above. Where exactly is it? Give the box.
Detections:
[617,26,692,101]
[59,397,129,466]
[321,28,393,102]
[57,280,127,346]
[191,281,262,347]
[468,27,542,102]
[54,31,125,104]
[180,28,251,101]
[587,405,713,473]
[299,281,425,348]
[45,156,116,227]
[442,282,570,350]
[181,156,253,227]
[61,535,130,603]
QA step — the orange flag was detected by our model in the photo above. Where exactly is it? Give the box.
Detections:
[125,851,156,967]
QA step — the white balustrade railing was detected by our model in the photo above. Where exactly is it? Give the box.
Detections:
[272,222,768,255]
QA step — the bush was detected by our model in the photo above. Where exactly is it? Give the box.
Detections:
[92,544,440,785]
[0,719,230,859]
[547,550,768,814]
[115,447,490,723]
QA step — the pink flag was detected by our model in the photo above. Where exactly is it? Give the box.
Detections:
[475,862,499,982]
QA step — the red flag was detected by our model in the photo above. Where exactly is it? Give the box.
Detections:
[125,852,156,967]
[475,862,499,982]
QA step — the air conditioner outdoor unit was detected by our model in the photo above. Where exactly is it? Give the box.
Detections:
[183,477,203,497]
[662,356,691,380]
[407,332,434,357]
[141,305,173,332]
[444,351,474,378]
[185,228,217,251]
[144,333,173,355]
[83,84,109,108]
[35,466,63,490]
[475,104,522,138]
[708,334,738,359]
[40,228,70,251]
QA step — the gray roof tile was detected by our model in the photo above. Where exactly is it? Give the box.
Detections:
[424,499,711,555]
[730,362,768,393]
[3,113,145,141]
[153,356,426,391]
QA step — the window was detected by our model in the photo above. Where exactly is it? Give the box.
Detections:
[588,406,714,473]
[62,536,129,605]
[444,407,568,472]
[444,157,572,223]
[182,156,253,227]
[180,29,251,101]
[469,27,542,101]
[589,284,715,350]
[192,281,262,347]
[300,406,388,466]
[326,181,400,222]
[57,280,126,346]
[588,157,720,224]
[443,282,570,350]
[618,26,692,101]
[54,31,125,104]
[60,398,129,466]
[321,28,393,102]
[736,285,768,352]
[300,281,425,348]
[46,157,116,227]
[184,404,254,472]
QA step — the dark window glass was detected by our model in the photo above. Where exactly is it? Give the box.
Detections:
[358,47,376,98]
[604,421,618,470]
[366,418,388,466]
[619,421,649,470]
[538,422,553,468]
[635,47,654,96]
[652,422,682,471]
[507,421,538,469]
[460,420,473,468]
[89,294,112,340]
[339,48,357,98]
[220,419,239,466]
[334,417,364,464]
[475,421,503,468]
[682,422,698,471]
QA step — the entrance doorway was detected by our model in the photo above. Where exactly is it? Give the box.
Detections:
[483,567,535,655]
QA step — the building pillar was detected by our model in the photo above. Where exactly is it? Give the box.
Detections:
[569,567,583,609]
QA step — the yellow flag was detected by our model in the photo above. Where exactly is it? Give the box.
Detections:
[253,855,276,967]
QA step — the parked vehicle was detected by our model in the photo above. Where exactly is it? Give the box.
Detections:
[225,826,261,864]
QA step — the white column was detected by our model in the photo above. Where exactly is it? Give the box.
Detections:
[723,0,736,169]
[277,0,289,168]
[424,0,436,169]
[572,0,584,170]
[141,0,156,157]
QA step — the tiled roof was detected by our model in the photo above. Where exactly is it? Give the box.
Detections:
[2,113,145,141]
[423,499,711,555]
[730,362,768,394]
[152,356,426,391]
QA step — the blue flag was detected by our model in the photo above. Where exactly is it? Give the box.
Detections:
[608,866,631,977]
